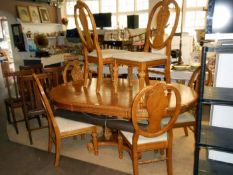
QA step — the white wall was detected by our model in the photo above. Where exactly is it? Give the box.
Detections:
[0,10,21,70]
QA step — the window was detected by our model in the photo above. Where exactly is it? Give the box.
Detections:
[118,15,127,29]
[64,0,207,34]
[111,15,117,29]
[182,0,208,32]
[139,13,148,28]
[65,0,149,29]
[85,0,99,14]
[67,17,75,29]
[66,1,76,16]
[136,0,149,11]
[168,0,208,34]
[185,11,206,33]
[101,0,116,13]
[118,0,134,13]
[186,0,207,8]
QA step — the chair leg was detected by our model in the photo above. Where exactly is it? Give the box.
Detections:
[28,130,33,145]
[183,126,189,136]
[145,69,150,86]
[113,62,118,93]
[132,145,139,175]
[5,102,11,124]
[92,128,98,156]
[10,107,19,134]
[48,132,53,153]
[109,64,114,81]
[165,60,171,83]
[128,66,133,87]
[54,138,61,167]
[117,133,123,159]
[24,115,33,145]
[166,147,173,175]
[36,115,42,128]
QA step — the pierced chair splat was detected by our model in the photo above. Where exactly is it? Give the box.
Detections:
[117,82,181,175]
[63,60,84,84]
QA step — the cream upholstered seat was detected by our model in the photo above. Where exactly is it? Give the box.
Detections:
[120,131,167,145]
[88,49,130,59]
[55,117,95,133]
[32,73,98,167]
[112,51,167,62]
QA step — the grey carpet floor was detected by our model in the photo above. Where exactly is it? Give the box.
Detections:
[7,117,194,175]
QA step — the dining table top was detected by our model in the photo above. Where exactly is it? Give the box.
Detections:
[50,78,198,119]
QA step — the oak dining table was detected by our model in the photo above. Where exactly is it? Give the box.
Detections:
[50,78,198,120]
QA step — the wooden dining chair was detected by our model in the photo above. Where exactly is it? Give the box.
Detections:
[162,66,213,136]
[109,0,180,92]
[117,82,181,175]
[32,73,98,166]
[4,70,34,134]
[42,65,64,86]
[19,73,54,144]
[74,0,128,93]
[143,0,180,83]
[4,71,24,134]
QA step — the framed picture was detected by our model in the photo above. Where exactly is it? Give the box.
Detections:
[28,6,41,23]
[38,7,50,23]
[17,6,31,23]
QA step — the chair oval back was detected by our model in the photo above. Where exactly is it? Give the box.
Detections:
[144,0,180,53]
[63,60,83,84]
[188,66,213,93]
[74,0,101,53]
[131,82,181,138]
